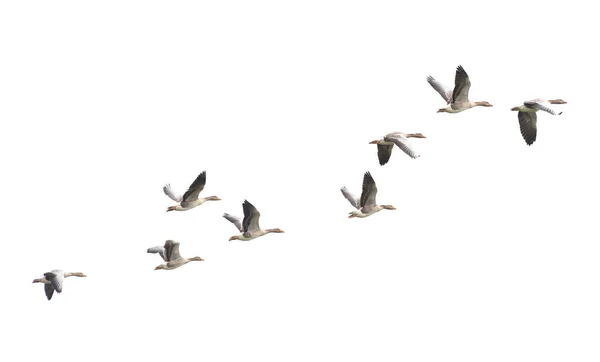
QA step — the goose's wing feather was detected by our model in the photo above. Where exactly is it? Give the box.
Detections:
[242,200,261,233]
[181,171,207,206]
[377,144,394,165]
[518,111,537,146]
[524,100,560,115]
[388,134,420,159]
[223,213,244,232]
[341,187,360,209]
[44,271,63,294]
[427,76,453,103]
[164,240,183,261]
[163,184,183,202]
[44,283,55,300]
[147,246,167,261]
[360,172,378,207]
[452,65,471,103]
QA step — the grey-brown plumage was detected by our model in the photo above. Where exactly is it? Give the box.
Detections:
[452,65,471,104]
[164,170,221,211]
[341,172,396,218]
[180,171,207,207]
[511,99,567,146]
[428,65,492,113]
[370,132,426,165]
[360,172,378,210]
[224,200,284,241]
[150,240,204,270]
[32,270,87,300]
[518,111,538,146]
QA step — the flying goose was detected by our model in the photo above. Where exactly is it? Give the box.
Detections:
[427,65,492,113]
[164,170,221,212]
[224,200,284,241]
[369,132,426,165]
[32,270,86,300]
[511,99,567,145]
[149,240,204,270]
[341,171,396,218]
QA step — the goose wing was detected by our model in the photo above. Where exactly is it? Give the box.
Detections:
[518,111,537,146]
[524,99,560,115]
[377,144,394,165]
[44,270,64,294]
[44,283,55,300]
[427,76,453,103]
[341,187,360,209]
[387,133,419,159]
[163,184,183,202]
[164,240,183,261]
[180,171,207,206]
[452,65,471,103]
[360,172,378,207]
[223,213,244,232]
[242,200,261,233]
[147,246,167,261]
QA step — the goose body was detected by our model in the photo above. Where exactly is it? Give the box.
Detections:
[149,240,204,270]
[164,171,221,212]
[370,132,426,165]
[32,270,87,300]
[427,65,492,113]
[224,200,284,241]
[341,172,396,218]
[511,99,567,145]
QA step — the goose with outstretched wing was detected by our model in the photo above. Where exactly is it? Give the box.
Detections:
[149,240,204,270]
[163,171,221,212]
[224,200,284,241]
[427,65,492,113]
[511,98,567,145]
[342,172,396,218]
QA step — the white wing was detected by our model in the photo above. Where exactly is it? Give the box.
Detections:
[427,76,453,103]
[341,187,361,209]
[387,134,420,159]
[223,213,244,232]
[163,184,183,202]
[147,246,167,261]
[525,99,561,116]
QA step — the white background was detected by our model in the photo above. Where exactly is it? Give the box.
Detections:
[1,1,598,361]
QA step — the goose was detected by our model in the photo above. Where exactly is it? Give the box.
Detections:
[511,99,567,145]
[32,270,86,300]
[148,240,204,270]
[427,65,493,113]
[369,132,426,165]
[164,170,221,212]
[341,171,396,218]
[224,200,284,241]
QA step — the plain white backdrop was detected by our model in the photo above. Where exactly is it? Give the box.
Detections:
[1,0,598,361]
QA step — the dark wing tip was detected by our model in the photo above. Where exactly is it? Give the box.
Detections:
[455,65,468,77]
[44,284,54,300]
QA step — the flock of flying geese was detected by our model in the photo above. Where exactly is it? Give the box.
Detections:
[32,65,567,300]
